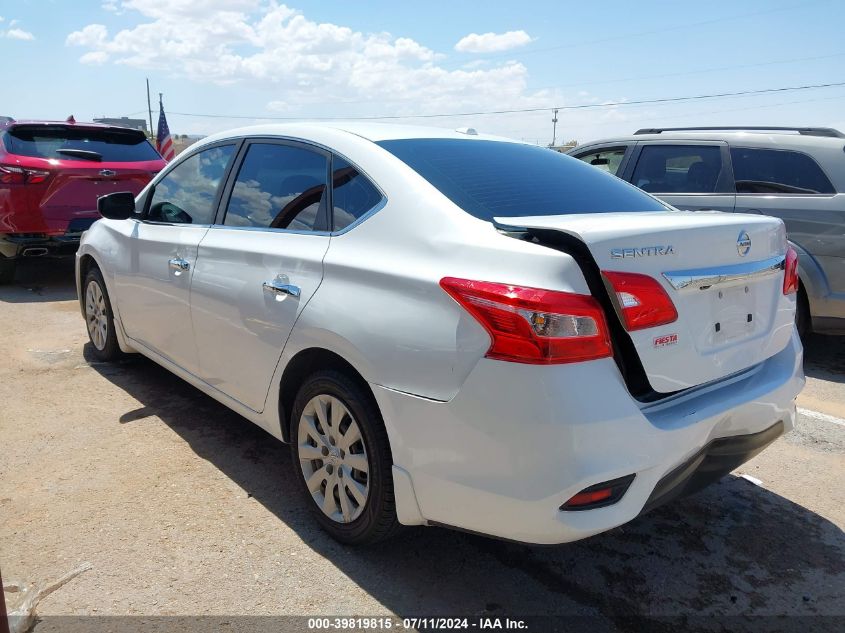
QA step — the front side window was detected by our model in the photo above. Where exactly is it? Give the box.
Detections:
[224,143,329,231]
[575,147,627,176]
[331,157,383,231]
[376,139,665,221]
[631,145,724,194]
[147,145,235,224]
[730,147,835,194]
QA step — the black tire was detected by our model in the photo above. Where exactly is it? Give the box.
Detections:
[83,267,122,361]
[796,285,811,340]
[0,256,16,285]
[290,370,400,545]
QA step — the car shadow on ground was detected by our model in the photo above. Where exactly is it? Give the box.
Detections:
[0,257,77,303]
[802,334,845,384]
[87,348,845,626]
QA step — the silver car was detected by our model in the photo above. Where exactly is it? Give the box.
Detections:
[569,126,845,336]
[77,123,803,545]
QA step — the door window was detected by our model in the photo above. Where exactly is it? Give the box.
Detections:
[574,148,627,175]
[730,147,835,194]
[631,145,723,194]
[147,145,235,224]
[331,157,384,231]
[224,143,329,231]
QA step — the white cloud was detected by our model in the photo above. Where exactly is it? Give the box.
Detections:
[80,51,110,64]
[66,24,109,48]
[63,2,630,142]
[65,2,531,106]
[454,30,532,54]
[3,27,34,41]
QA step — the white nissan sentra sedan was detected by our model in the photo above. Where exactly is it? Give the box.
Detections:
[77,123,805,545]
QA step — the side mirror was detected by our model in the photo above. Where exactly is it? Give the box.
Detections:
[97,191,136,220]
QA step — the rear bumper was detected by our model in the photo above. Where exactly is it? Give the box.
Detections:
[374,331,804,544]
[0,218,98,259]
[640,420,783,515]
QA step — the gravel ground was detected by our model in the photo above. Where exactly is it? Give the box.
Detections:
[1,259,843,631]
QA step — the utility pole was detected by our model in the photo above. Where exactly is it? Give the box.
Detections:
[146,78,154,140]
[550,108,559,148]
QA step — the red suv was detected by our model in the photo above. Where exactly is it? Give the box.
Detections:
[0,118,166,283]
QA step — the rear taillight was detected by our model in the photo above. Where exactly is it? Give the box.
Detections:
[783,247,799,295]
[439,277,612,364]
[602,271,678,331]
[0,164,50,185]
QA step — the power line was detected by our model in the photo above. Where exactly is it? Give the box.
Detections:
[167,80,845,122]
[533,51,845,91]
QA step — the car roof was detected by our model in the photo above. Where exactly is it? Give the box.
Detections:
[198,121,520,145]
[576,129,845,151]
[0,119,147,136]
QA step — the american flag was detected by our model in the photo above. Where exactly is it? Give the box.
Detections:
[156,96,175,161]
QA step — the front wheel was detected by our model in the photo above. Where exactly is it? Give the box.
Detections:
[83,267,121,361]
[290,370,399,545]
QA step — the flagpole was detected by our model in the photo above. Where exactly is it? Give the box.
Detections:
[146,78,153,142]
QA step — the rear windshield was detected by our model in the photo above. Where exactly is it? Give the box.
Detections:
[3,126,161,162]
[376,139,666,220]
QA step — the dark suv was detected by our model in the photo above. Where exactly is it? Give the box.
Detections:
[0,118,166,283]
[570,126,845,336]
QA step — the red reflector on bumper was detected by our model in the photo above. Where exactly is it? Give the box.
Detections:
[561,474,636,511]
[565,488,613,507]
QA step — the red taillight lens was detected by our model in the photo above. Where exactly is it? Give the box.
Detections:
[783,247,799,295]
[602,271,678,331]
[439,277,613,364]
[0,164,26,184]
[0,164,50,185]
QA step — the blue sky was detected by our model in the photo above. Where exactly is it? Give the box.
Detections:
[2,0,845,143]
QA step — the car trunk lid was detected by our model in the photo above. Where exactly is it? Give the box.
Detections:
[495,210,794,393]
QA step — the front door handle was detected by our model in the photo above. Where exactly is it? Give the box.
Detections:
[263,280,301,298]
[169,257,190,274]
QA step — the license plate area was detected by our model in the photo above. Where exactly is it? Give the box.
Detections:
[710,283,756,343]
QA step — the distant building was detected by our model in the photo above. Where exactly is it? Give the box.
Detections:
[94,116,148,132]
[549,141,578,153]
[172,135,202,156]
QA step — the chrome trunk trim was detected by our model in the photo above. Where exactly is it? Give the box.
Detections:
[662,255,785,291]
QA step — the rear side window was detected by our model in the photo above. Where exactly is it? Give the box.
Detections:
[147,145,235,224]
[223,143,329,231]
[376,139,665,220]
[331,156,383,231]
[574,147,627,176]
[730,147,835,194]
[631,145,724,194]
[3,126,161,162]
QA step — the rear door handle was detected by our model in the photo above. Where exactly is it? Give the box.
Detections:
[168,257,190,273]
[263,280,301,298]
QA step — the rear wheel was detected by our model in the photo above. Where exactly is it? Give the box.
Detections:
[84,267,121,361]
[290,370,399,544]
[0,256,16,285]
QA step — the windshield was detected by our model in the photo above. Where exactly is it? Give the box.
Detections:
[377,138,667,220]
[4,126,162,162]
